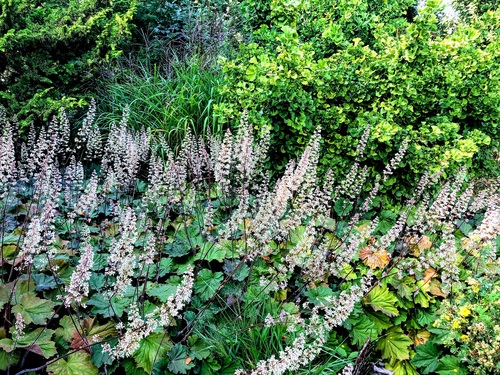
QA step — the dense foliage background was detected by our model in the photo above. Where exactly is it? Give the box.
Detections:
[1,0,500,374]
[217,0,500,202]
[0,0,136,129]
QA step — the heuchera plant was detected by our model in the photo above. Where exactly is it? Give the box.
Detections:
[0,104,499,375]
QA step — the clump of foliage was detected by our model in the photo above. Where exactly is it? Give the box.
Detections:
[0,104,499,375]
[217,0,500,203]
[453,0,499,21]
[97,55,224,146]
[426,221,500,375]
[0,0,136,129]
[130,0,241,65]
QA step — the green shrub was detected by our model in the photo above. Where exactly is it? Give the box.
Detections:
[0,0,136,130]
[453,0,500,21]
[217,0,500,203]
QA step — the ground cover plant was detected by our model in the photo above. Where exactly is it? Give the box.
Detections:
[1,104,499,375]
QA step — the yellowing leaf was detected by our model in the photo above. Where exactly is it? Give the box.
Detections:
[423,267,437,283]
[429,279,447,298]
[376,327,412,361]
[1,245,18,260]
[418,236,433,251]
[387,359,419,375]
[47,351,98,375]
[411,329,431,346]
[359,246,391,269]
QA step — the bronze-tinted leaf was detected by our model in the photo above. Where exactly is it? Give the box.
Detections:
[360,246,391,269]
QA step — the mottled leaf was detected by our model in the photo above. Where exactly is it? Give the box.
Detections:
[360,246,391,269]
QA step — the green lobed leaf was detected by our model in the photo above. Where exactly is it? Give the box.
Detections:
[345,314,379,347]
[222,260,250,282]
[416,309,437,327]
[165,240,191,257]
[200,356,222,375]
[0,348,20,371]
[123,358,148,375]
[188,335,211,360]
[147,278,181,303]
[157,257,173,277]
[411,341,442,374]
[364,285,399,317]
[86,294,130,318]
[364,309,393,332]
[176,225,204,250]
[55,315,78,342]
[387,359,419,375]
[32,273,59,292]
[0,283,10,310]
[436,356,467,375]
[91,339,117,368]
[305,286,334,305]
[195,243,226,263]
[133,333,172,374]
[12,294,55,325]
[0,280,31,309]
[393,276,416,300]
[194,269,223,301]
[0,328,56,358]
[1,232,20,245]
[168,343,195,374]
[375,327,413,361]
[47,351,98,375]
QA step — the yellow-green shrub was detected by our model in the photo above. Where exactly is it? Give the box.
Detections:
[217,0,500,202]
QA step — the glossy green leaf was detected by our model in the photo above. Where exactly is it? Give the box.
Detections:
[364,286,399,317]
